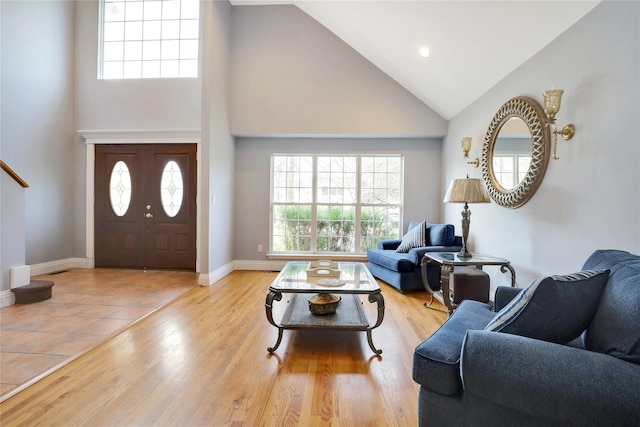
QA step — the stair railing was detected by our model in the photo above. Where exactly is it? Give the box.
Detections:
[1,160,29,188]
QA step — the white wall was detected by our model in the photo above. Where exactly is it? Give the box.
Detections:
[444,1,640,291]
[199,0,235,282]
[229,5,446,137]
[234,137,443,261]
[74,0,201,131]
[2,0,448,284]
[225,4,452,268]
[1,0,205,270]
[0,0,75,265]
[18,0,619,286]
[73,0,205,271]
[1,176,26,294]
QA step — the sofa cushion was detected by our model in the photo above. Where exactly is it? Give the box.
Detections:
[427,223,455,246]
[413,300,495,396]
[366,248,415,273]
[396,220,426,253]
[484,269,610,344]
[582,249,640,364]
[377,239,401,250]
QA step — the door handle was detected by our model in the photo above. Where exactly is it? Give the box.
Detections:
[145,213,154,218]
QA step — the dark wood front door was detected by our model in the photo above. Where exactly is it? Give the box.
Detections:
[95,144,196,270]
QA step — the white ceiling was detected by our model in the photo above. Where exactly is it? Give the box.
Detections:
[230,0,601,120]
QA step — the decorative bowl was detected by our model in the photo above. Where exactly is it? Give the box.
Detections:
[308,293,341,315]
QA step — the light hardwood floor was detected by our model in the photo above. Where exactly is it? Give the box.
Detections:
[0,269,447,426]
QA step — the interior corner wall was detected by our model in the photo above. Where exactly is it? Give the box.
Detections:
[444,1,640,289]
[1,0,76,265]
[200,0,234,279]
[229,4,446,137]
[233,137,442,262]
[1,175,26,293]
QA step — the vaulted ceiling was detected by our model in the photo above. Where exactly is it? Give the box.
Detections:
[230,0,601,119]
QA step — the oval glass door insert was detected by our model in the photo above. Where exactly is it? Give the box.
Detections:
[109,160,132,216]
[160,160,184,217]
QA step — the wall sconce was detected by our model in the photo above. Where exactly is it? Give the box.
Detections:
[542,88,576,160]
[461,137,479,168]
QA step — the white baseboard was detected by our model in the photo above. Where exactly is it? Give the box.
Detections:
[11,258,286,296]
[29,258,279,287]
[197,260,289,286]
[233,260,287,272]
[3,258,284,306]
[11,265,31,289]
[30,257,93,276]
[1,258,92,307]
[198,261,235,286]
[0,290,15,308]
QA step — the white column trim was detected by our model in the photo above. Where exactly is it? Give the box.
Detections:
[79,129,201,145]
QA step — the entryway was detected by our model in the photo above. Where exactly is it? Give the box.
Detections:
[94,144,197,270]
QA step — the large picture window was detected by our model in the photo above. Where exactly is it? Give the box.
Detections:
[99,0,200,79]
[271,155,403,254]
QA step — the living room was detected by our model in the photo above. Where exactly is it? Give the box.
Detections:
[2,1,638,293]
[0,0,638,424]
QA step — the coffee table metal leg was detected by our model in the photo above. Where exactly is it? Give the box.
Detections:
[366,330,382,355]
[268,328,283,353]
[265,290,283,353]
[366,291,384,355]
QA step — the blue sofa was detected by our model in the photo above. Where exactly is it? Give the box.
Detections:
[412,249,640,426]
[367,222,462,293]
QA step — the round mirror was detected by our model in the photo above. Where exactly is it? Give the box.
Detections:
[481,96,550,208]
[492,117,532,191]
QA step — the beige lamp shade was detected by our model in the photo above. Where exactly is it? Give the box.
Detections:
[443,178,490,204]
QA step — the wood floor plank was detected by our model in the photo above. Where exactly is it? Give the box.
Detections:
[0,269,445,426]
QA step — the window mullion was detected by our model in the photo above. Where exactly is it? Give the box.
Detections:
[310,155,318,253]
[354,156,362,252]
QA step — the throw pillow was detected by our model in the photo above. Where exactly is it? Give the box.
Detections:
[427,223,455,246]
[396,220,426,253]
[484,269,610,344]
[426,224,444,246]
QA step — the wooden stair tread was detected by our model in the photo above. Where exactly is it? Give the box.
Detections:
[11,280,54,304]
[11,280,55,292]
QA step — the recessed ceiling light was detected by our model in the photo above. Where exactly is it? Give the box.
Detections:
[419,46,430,58]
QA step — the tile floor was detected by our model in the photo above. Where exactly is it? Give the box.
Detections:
[0,268,198,400]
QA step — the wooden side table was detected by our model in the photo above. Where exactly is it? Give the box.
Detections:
[421,252,516,315]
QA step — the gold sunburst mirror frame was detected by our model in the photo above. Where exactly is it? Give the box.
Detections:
[481,96,550,208]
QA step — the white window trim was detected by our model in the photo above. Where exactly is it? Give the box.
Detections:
[269,154,403,256]
[98,0,201,80]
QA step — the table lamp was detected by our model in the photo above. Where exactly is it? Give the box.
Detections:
[443,176,490,258]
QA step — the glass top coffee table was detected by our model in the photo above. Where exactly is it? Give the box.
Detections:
[265,261,384,355]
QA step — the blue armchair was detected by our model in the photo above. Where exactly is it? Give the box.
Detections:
[366,221,462,293]
[412,249,640,426]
